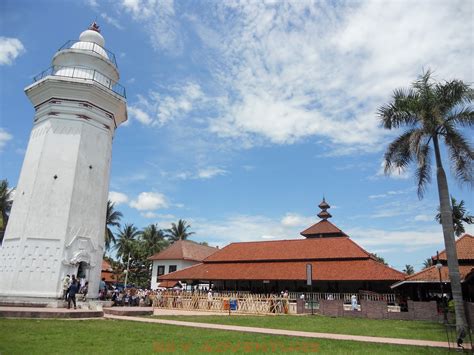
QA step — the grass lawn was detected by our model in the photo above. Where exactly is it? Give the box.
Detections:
[151,314,447,342]
[0,318,449,354]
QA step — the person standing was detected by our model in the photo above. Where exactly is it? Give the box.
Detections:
[62,274,71,301]
[99,277,107,300]
[351,294,358,311]
[67,276,80,310]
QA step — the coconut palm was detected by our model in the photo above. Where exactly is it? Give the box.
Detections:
[105,200,123,251]
[423,258,433,269]
[378,70,473,334]
[436,197,473,237]
[0,179,13,244]
[115,223,141,261]
[142,223,168,256]
[165,219,195,242]
[403,264,415,275]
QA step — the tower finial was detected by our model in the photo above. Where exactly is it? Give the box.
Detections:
[317,197,332,220]
[89,21,101,33]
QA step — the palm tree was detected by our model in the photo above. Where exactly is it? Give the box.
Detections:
[436,197,473,237]
[165,219,195,242]
[115,223,141,261]
[423,258,433,269]
[0,179,13,244]
[142,224,168,256]
[371,253,388,265]
[105,200,123,252]
[403,264,415,275]
[378,70,473,334]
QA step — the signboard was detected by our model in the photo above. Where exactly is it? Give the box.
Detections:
[306,264,312,286]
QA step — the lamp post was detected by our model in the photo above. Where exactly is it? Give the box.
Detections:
[436,251,448,324]
[124,252,131,290]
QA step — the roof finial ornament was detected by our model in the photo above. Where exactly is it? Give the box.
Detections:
[89,21,101,33]
[317,197,332,220]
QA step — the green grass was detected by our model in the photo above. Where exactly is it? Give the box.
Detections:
[0,318,449,354]
[151,314,447,342]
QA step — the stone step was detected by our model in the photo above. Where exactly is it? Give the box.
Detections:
[0,306,103,319]
[103,307,153,316]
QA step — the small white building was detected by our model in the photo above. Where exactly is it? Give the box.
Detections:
[148,240,217,290]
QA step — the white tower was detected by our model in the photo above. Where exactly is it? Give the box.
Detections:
[0,23,127,300]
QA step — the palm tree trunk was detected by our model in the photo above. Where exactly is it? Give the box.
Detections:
[433,135,467,334]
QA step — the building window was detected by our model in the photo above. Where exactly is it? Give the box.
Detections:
[157,265,165,276]
[169,265,177,273]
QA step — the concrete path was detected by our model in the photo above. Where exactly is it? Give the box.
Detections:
[153,308,237,316]
[104,313,459,349]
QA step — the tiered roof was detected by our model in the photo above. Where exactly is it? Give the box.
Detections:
[160,199,405,283]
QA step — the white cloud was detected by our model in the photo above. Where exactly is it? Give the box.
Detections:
[196,167,227,179]
[348,227,443,252]
[121,1,471,154]
[108,191,129,205]
[369,188,413,199]
[121,0,181,53]
[414,214,434,222]
[129,82,204,127]
[0,128,12,151]
[163,166,228,180]
[129,191,168,211]
[142,212,177,219]
[101,13,124,30]
[86,0,99,9]
[128,106,153,125]
[0,37,25,65]
[280,213,314,228]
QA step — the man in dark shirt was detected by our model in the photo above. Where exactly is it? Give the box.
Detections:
[67,276,80,309]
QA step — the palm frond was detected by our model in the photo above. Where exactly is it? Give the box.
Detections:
[435,79,474,116]
[443,126,474,185]
[383,129,417,175]
[415,143,432,199]
[378,88,420,129]
[445,106,474,128]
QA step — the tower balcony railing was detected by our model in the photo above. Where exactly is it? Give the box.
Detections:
[33,65,126,98]
[58,40,118,67]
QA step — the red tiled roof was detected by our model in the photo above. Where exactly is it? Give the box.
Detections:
[102,259,113,271]
[160,259,405,282]
[148,240,217,262]
[204,237,369,263]
[158,280,181,288]
[392,265,474,287]
[436,234,474,261]
[101,271,117,283]
[300,219,347,238]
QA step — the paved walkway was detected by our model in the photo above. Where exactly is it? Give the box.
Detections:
[104,313,458,349]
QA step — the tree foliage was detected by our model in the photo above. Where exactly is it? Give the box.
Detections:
[379,70,473,333]
[165,219,195,242]
[0,179,13,244]
[372,253,388,265]
[423,258,433,269]
[403,264,415,275]
[436,196,473,237]
[105,200,123,252]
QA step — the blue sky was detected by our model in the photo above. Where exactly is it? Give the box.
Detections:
[0,0,473,272]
